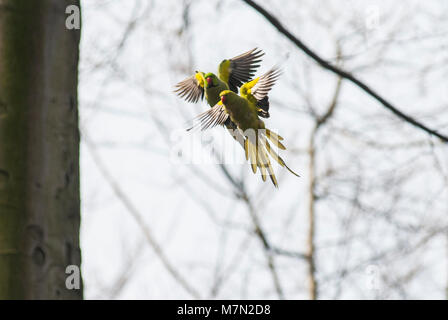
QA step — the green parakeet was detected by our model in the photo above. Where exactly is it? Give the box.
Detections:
[188,67,299,187]
[174,49,268,147]
[174,48,264,105]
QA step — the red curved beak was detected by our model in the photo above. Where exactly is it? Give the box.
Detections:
[221,95,226,104]
[206,77,212,86]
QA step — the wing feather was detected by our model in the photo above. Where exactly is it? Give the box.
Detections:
[251,67,282,101]
[187,103,229,131]
[174,74,204,103]
[219,48,264,92]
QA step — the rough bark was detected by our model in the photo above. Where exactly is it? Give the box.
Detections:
[0,0,82,299]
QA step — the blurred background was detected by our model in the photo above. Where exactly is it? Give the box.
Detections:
[79,0,448,299]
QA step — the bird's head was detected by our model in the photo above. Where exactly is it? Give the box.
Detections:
[204,73,218,88]
[219,90,235,105]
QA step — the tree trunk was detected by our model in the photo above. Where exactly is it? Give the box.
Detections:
[0,0,82,299]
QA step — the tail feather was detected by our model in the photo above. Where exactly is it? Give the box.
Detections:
[257,147,268,182]
[242,128,298,187]
[265,128,283,141]
[243,133,278,187]
[245,137,258,174]
[244,138,249,161]
[265,129,286,150]
[263,132,301,178]
[284,163,301,178]
[249,143,257,174]
[258,144,278,187]
[267,165,278,187]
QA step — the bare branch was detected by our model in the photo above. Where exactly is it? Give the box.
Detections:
[306,52,344,298]
[241,0,448,143]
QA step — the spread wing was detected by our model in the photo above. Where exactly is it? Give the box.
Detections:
[174,72,205,103]
[187,103,229,131]
[250,67,282,101]
[218,48,264,93]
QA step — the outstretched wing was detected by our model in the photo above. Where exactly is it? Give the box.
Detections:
[174,72,205,103]
[187,103,229,131]
[218,48,264,93]
[250,67,282,101]
[239,66,281,118]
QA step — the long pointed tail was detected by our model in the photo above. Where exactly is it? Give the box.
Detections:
[263,136,300,178]
[244,132,278,187]
[263,129,300,177]
[243,128,300,187]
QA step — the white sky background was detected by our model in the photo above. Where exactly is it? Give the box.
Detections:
[78,0,448,299]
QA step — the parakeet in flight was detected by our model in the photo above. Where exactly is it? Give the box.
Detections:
[174,48,268,147]
[174,48,264,105]
[188,67,299,187]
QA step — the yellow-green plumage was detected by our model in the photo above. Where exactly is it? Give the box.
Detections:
[219,90,298,187]
[186,64,299,187]
[218,60,231,85]
[188,90,282,186]
[219,90,262,131]
[239,77,260,105]
[202,73,228,106]
[174,48,264,105]
[175,49,265,147]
